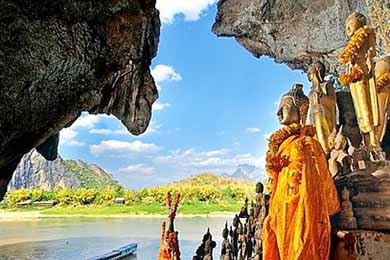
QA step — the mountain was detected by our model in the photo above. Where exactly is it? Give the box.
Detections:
[222,164,267,181]
[8,150,119,190]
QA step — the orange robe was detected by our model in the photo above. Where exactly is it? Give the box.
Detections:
[263,127,339,260]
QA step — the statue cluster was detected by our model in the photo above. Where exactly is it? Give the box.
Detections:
[218,182,268,260]
[306,11,390,178]
[158,192,181,260]
[193,228,217,260]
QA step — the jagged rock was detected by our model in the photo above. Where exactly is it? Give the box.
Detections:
[0,0,160,199]
[8,149,119,190]
[35,133,60,161]
[9,150,81,190]
[212,0,368,73]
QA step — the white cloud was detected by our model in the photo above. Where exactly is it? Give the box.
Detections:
[90,140,161,156]
[155,148,264,172]
[204,149,230,157]
[89,128,128,136]
[89,119,161,137]
[156,0,218,24]
[59,113,115,147]
[71,113,109,129]
[118,164,156,176]
[151,64,182,92]
[246,128,261,133]
[59,128,86,147]
[153,100,171,111]
[151,64,182,83]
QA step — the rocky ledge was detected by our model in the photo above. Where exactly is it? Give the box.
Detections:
[0,0,160,199]
[212,0,368,73]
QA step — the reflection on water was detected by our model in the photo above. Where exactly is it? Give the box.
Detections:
[0,216,231,259]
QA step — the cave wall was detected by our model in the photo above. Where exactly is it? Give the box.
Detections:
[212,0,368,73]
[0,0,160,199]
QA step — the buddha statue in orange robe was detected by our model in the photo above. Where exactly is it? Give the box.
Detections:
[262,84,339,260]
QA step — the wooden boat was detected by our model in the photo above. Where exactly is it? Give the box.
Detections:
[89,243,137,260]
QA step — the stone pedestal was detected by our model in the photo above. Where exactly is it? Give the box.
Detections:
[331,161,390,259]
[333,161,390,230]
[331,230,390,260]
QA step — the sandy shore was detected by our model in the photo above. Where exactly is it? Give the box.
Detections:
[0,210,234,221]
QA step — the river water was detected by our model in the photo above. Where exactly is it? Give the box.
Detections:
[0,216,232,260]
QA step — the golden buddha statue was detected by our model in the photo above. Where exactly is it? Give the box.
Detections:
[328,127,352,178]
[375,56,390,144]
[262,83,339,260]
[308,61,337,154]
[338,12,383,159]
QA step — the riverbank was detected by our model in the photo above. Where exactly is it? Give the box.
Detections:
[0,204,238,221]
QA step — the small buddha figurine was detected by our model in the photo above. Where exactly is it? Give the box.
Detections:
[253,239,262,260]
[247,208,256,235]
[308,61,337,154]
[221,222,233,260]
[255,182,266,225]
[194,228,216,260]
[221,242,234,260]
[328,127,353,177]
[337,187,358,230]
[232,215,241,258]
[238,198,249,218]
[238,226,249,260]
[203,230,216,260]
[263,83,339,260]
[338,12,384,160]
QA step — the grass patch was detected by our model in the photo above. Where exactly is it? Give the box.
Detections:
[6,202,243,216]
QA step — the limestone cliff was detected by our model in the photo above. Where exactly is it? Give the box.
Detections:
[212,0,368,73]
[9,150,119,190]
[9,150,80,190]
[0,0,160,199]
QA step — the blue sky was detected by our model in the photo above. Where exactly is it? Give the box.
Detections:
[59,1,310,189]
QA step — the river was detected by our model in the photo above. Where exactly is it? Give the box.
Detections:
[0,216,232,260]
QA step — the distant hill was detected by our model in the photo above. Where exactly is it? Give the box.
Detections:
[9,150,119,190]
[152,172,257,204]
[63,160,119,189]
[169,172,256,187]
[222,164,267,181]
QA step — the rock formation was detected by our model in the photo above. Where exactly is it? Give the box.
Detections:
[8,149,119,190]
[212,0,368,73]
[9,150,81,190]
[0,0,160,199]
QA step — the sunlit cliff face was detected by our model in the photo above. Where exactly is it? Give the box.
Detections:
[277,97,299,126]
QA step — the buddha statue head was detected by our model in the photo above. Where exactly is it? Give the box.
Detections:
[256,182,264,194]
[202,228,212,243]
[277,84,309,126]
[345,12,367,38]
[307,61,326,83]
[233,214,240,227]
